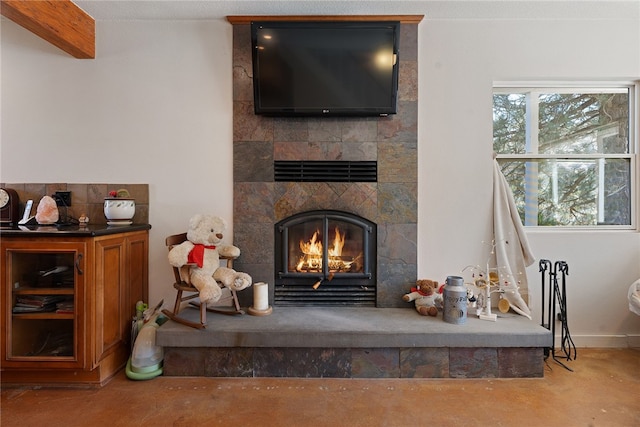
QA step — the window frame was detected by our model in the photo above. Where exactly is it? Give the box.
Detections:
[493,81,638,231]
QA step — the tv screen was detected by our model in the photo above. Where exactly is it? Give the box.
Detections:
[251,21,400,117]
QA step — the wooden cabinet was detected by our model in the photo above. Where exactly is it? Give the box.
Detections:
[1,226,149,386]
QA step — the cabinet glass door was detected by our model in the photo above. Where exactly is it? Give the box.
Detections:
[4,244,83,367]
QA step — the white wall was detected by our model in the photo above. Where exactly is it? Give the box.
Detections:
[1,19,236,308]
[2,2,639,346]
[419,15,640,346]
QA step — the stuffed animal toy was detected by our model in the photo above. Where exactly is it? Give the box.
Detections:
[168,214,252,304]
[403,279,443,316]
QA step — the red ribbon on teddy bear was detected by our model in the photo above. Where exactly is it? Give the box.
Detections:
[410,286,428,296]
[187,244,216,268]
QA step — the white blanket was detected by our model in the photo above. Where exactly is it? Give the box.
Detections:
[493,158,536,319]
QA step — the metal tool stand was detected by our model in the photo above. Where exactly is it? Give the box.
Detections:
[539,259,576,371]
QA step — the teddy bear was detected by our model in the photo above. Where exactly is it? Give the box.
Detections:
[403,279,443,316]
[168,214,252,304]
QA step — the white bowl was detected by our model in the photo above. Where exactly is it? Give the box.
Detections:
[104,198,135,221]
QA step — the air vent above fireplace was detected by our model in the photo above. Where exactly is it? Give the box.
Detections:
[274,161,377,182]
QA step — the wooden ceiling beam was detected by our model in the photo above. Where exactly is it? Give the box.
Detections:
[1,0,95,59]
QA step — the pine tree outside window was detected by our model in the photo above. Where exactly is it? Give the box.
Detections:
[493,83,636,228]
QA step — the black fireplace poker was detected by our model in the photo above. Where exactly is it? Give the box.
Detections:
[539,259,577,371]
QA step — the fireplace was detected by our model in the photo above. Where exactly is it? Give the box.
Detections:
[232,21,418,309]
[275,210,377,306]
[159,18,550,382]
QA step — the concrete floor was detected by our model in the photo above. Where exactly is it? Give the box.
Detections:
[1,348,638,427]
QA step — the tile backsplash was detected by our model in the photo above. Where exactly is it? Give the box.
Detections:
[0,183,149,225]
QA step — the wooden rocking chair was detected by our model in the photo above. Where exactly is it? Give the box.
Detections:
[161,232,244,329]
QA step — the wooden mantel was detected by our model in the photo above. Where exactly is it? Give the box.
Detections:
[227,15,424,25]
[1,0,95,59]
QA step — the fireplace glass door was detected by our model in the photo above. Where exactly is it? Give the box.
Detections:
[275,210,376,306]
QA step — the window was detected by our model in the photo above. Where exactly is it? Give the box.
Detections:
[493,84,636,228]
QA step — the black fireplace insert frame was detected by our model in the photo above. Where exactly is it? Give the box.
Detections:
[274,210,377,306]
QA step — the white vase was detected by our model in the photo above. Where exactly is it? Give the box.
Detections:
[104,198,135,224]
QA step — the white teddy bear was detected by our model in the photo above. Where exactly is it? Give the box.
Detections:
[168,214,252,304]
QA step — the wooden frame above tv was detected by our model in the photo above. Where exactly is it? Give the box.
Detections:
[226,15,424,25]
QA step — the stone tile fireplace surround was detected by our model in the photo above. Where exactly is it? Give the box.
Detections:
[157,16,551,379]
[232,20,418,308]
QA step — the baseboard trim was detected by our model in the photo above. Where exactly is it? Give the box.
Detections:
[561,334,640,348]
[625,334,640,348]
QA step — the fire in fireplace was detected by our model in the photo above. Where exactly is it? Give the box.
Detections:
[295,226,357,274]
[275,210,377,306]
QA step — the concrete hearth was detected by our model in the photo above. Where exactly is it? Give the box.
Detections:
[156,307,551,378]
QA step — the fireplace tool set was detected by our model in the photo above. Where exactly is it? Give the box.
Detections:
[539,259,576,371]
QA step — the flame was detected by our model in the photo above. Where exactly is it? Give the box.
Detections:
[328,227,345,257]
[295,227,355,273]
[300,230,322,256]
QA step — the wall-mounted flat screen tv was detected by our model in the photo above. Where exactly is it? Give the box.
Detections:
[251,21,400,117]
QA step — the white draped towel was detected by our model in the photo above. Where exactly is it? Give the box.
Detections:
[493,156,536,319]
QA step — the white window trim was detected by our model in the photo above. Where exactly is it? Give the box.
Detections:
[493,81,639,231]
